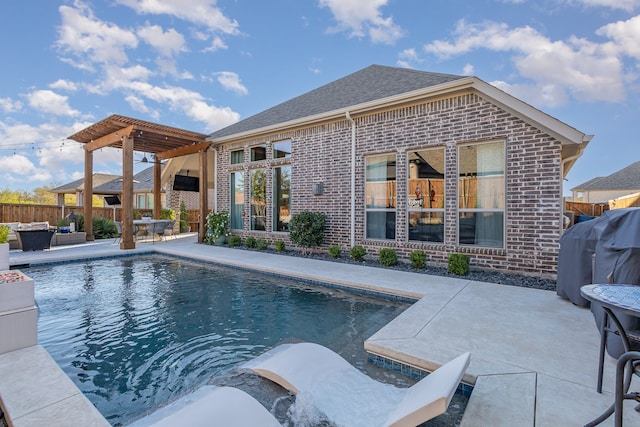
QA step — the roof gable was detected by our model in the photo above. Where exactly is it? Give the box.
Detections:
[208,65,465,139]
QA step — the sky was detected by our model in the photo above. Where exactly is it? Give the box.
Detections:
[1,0,639,196]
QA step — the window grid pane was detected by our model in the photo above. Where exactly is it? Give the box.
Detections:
[230,150,244,164]
[407,148,445,243]
[273,140,292,159]
[458,141,505,247]
[250,169,266,231]
[365,154,396,239]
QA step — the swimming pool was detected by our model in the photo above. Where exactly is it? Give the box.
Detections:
[29,254,410,426]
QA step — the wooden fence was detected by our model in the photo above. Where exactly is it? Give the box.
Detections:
[564,201,609,217]
[0,203,201,231]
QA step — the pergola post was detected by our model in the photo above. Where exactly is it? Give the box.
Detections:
[120,135,136,249]
[153,159,161,219]
[83,148,94,241]
[198,148,209,243]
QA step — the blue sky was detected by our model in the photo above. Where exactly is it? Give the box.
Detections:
[1,0,639,195]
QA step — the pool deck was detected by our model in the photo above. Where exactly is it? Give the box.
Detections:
[2,234,639,426]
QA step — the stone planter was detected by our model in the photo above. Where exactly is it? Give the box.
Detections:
[0,270,37,354]
[214,235,227,245]
[0,242,8,271]
[0,270,34,312]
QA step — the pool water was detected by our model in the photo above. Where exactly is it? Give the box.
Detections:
[29,255,411,426]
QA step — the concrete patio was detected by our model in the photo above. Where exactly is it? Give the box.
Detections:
[2,234,639,426]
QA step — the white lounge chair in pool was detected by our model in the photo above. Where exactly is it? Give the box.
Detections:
[244,342,470,427]
[127,385,281,427]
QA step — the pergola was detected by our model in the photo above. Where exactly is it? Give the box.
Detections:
[68,114,210,249]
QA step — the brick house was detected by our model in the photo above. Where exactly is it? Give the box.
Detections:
[207,65,592,277]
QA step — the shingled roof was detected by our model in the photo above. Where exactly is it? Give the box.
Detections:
[571,161,640,191]
[208,64,465,139]
[50,173,120,193]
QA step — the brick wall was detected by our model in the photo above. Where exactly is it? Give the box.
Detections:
[214,91,564,277]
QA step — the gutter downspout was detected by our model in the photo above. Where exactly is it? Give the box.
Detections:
[560,142,588,235]
[346,111,356,247]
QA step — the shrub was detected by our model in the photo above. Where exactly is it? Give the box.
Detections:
[328,245,341,259]
[160,208,175,220]
[0,225,9,244]
[409,250,426,269]
[274,240,286,252]
[92,217,117,239]
[289,211,326,255]
[179,201,189,233]
[448,253,470,275]
[350,245,367,261]
[245,236,257,248]
[256,238,269,250]
[228,235,242,247]
[204,210,230,244]
[379,248,398,267]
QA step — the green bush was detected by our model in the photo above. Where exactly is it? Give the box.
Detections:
[256,238,269,250]
[328,245,341,259]
[274,240,286,252]
[379,248,398,267]
[160,208,175,220]
[179,201,189,233]
[228,235,242,247]
[448,253,470,275]
[0,225,9,244]
[92,217,117,239]
[350,245,367,261]
[289,211,326,255]
[409,250,426,269]
[245,236,257,248]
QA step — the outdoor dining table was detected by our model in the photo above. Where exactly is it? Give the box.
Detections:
[132,219,172,241]
[581,284,640,427]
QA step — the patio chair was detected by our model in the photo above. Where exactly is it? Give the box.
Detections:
[244,342,470,427]
[114,221,122,243]
[149,221,167,243]
[128,385,281,427]
[163,220,177,239]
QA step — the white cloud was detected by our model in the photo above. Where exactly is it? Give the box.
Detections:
[215,72,248,95]
[27,90,82,117]
[597,15,640,59]
[49,79,79,92]
[0,97,22,113]
[319,0,405,44]
[137,24,187,57]
[116,0,239,34]
[203,36,228,52]
[463,64,475,75]
[576,0,640,12]
[0,154,52,184]
[56,3,138,69]
[424,20,628,105]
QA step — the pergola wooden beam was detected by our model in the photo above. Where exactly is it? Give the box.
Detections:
[156,142,211,161]
[85,125,134,152]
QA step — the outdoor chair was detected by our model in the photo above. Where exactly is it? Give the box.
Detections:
[149,221,167,243]
[244,342,470,427]
[114,221,122,243]
[163,220,176,239]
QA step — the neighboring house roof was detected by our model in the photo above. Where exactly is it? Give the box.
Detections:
[50,173,120,193]
[51,166,163,195]
[94,165,163,193]
[207,64,592,150]
[571,161,640,192]
[209,65,465,140]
